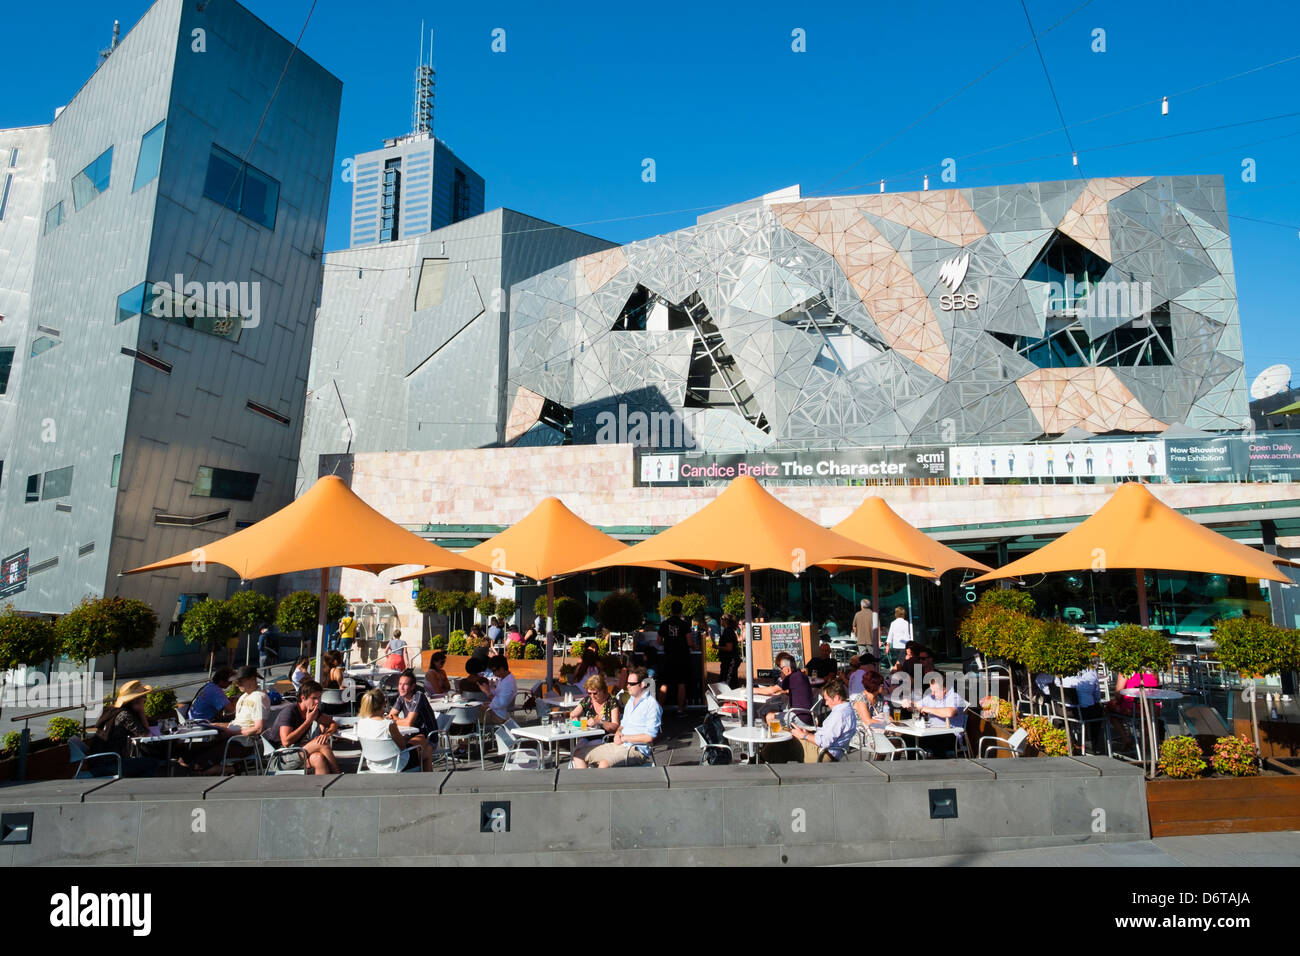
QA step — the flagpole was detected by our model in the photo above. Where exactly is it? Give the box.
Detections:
[744,564,754,729]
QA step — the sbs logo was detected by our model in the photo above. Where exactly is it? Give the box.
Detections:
[937,252,979,311]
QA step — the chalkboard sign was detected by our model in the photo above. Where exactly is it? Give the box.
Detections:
[749,622,812,672]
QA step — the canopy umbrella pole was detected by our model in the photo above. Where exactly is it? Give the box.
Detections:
[744,564,754,729]
[871,568,880,655]
[314,568,328,682]
[545,579,555,692]
[1136,568,1149,627]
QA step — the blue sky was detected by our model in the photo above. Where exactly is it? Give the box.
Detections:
[6,0,1300,385]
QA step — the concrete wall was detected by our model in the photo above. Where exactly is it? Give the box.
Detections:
[0,757,1147,866]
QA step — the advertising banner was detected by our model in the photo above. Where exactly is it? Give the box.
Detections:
[1245,437,1300,481]
[0,548,29,599]
[1164,438,1249,480]
[948,440,1165,480]
[636,447,949,486]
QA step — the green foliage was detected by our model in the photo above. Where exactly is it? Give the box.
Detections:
[0,604,59,670]
[1098,624,1174,676]
[1158,735,1208,779]
[1020,620,1092,677]
[428,634,446,651]
[504,641,523,660]
[225,682,240,700]
[144,688,178,721]
[1213,616,1300,679]
[46,716,82,743]
[552,596,584,635]
[597,591,643,634]
[182,598,236,648]
[721,588,747,619]
[225,590,275,634]
[975,589,1036,615]
[413,588,440,615]
[657,593,708,620]
[958,604,1040,663]
[327,593,348,622]
[447,633,468,655]
[980,696,1014,726]
[705,643,719,662]
[524,643,543,660]
[1018,715,1068,756]
[534,595,551,620]
[449,629,466,644]
[275,591,322,636]
[55,596,158,663]
[495,598,517,624]
[476,594,498,620]
[432,590,461,617]
[1210,734,1260,777]
[1,730,20,755]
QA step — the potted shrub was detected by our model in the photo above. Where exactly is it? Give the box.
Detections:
[275,591,322,658]
[1018,715,1069,756]
[1213,616,1300,767]
[1211,734,1260,777]
[184,598,237,672]
[504,641,523,660]
[1157,735,1207,779]
[657,593,707,620]
[0,605,59,720]
[495,598,518,629]
[957,591,1041,723]
[1019,620,1092,755]
[1097,623,1174,777]
[524,643,543,661]
[552,597,584,640]
[598,591,642,643]
[721,588,747,620]
[55,596,158,693]
[144,688,178,723]
[226,589,275,666]
[447,632,468,656]
[476,594,498,625]
[46,716,83,744]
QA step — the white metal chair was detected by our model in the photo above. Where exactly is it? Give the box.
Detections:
[69,737,121,779]
[260,736,310,775]
[692,726,733,765]
[978,727,1030,758]
[320,687,353,717]
[445,703,487,769]
[868,730,930,761]
[493,724,546,771]
[220,734,263,775]
[705,684,743,728]
[358,730,422,773]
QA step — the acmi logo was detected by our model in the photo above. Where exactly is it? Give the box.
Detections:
[49,886,151,936]
[937,253,979,311]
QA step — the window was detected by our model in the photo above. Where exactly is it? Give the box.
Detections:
[8,148,17,166]
[192,465,258,501]
[0,174,12,221]
[245,400,291,426]
[25,474,40,502]
[132,120,165,191]
[117,281,149,323]
[72,146,113,210]
[203,145,279,229]
[415,258,449,310]
[379,158,401,242]
[41,465,73,500]
[30,336,60,358]
[110,453,121,488]
[44,201,64,234]
[453,167,470,223]
[0,346,13,393]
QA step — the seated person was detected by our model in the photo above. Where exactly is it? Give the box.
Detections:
[457,658,491,700]
[230,666,271,739]
[852,669,889,730]
[1037,666,1103,717]
[1110,669,1158,716]
[188,667,237,723]
[361,687,432,772]
[568,674,622,766]
[753,652,814,722]
[389,669,438,738]
[915,671,967,757]
[572,647,602,689]
[424,651,452,696]
[289,658,311,690]
[482,654,517,727]
[384,629,407,669]
[573,667,660,768]
[890,641,923,676]
[88,681,165,777]
[321,651,346,690]
[846,655,880,697]
[264,679,339,774]
[764,677,857,763]
[805,642,838,682]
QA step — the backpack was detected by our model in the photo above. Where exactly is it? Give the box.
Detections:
[698,713,732,765]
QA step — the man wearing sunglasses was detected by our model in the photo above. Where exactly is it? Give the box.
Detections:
[573,666,660,769]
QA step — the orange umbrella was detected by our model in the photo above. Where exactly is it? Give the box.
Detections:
[567,476,935,726]
[125,475,494,678]
[971,481,1293,624]
[391,496,693,685]
[825,496,994,649]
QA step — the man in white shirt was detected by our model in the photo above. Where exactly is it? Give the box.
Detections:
[487,616,503,645]
[575,667,660,768]
[916,671,967,757]
[886,606,912,663]
[483,655,517,727]
[785,677,857,762]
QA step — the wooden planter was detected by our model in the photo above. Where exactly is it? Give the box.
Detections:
[0,739,74,783]
[1146,773,1300,837]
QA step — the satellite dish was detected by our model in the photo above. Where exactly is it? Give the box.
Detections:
[1251,364,1291,400]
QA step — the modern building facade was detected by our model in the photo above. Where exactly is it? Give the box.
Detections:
[506,177,1246,450]
[0,0,341,668]
[348,137,484,247]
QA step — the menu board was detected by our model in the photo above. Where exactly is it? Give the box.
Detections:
[749,621,812,672]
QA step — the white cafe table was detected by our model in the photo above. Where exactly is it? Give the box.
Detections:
[1120,688,1183,773]
[884,721,965,757]
[334,721,423,743]
[131,727,218,776]
[346,667,401,680]
[512,723,605,766]
[723,725,792,762]
[717,686,780,703]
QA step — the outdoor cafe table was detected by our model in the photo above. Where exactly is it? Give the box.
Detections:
[131,726,218,776]
[723,725,792,762]
[333,720,423,744]
[1120,687,1184,771]
[717,686,780,703]
[884,720,964,757]
[511,723,604,767]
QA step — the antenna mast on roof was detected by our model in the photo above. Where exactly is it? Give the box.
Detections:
[413,23,435,138]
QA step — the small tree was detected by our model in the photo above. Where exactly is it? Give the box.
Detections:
[1098,623,1175,776]
[476,594,498,623]
[958,591,1042,724]
[1019,620,1092,755]
[0,606,59,719]
[975,589,1036,615]
[722,588,747,619]
[658,593,708,620]
[495,598,517,628]
[327,593,348,623]
[434,590,463,640]
[415,588,441,644]
[553,596,584,637]
[598,591,643,635]
[182,598,237,673]
[226,590,275,665]
[55,596,158,692]
[1213,616,1300,767]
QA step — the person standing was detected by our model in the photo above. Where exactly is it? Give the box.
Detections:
[336,607,357,664]
[852,599,878,655]
[717,614,740,688]
[657,600,693,718]
[887,607,912,665]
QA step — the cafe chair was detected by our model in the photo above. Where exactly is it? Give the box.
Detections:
[784,706,817,731]
[445,703,488,769]
[358,732,422,773]
[260,737,310,775]
[69,737,121,779]
[493,725,546,771]
[692,726,733,765]
[220,735,263,775]
[978,727,1029,758]
[868,730,930,761]
[320,687,353,717]
[705,684,743,727]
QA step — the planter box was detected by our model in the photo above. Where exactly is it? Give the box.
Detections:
[0,739,75,783]
[1146,774,1300,837]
